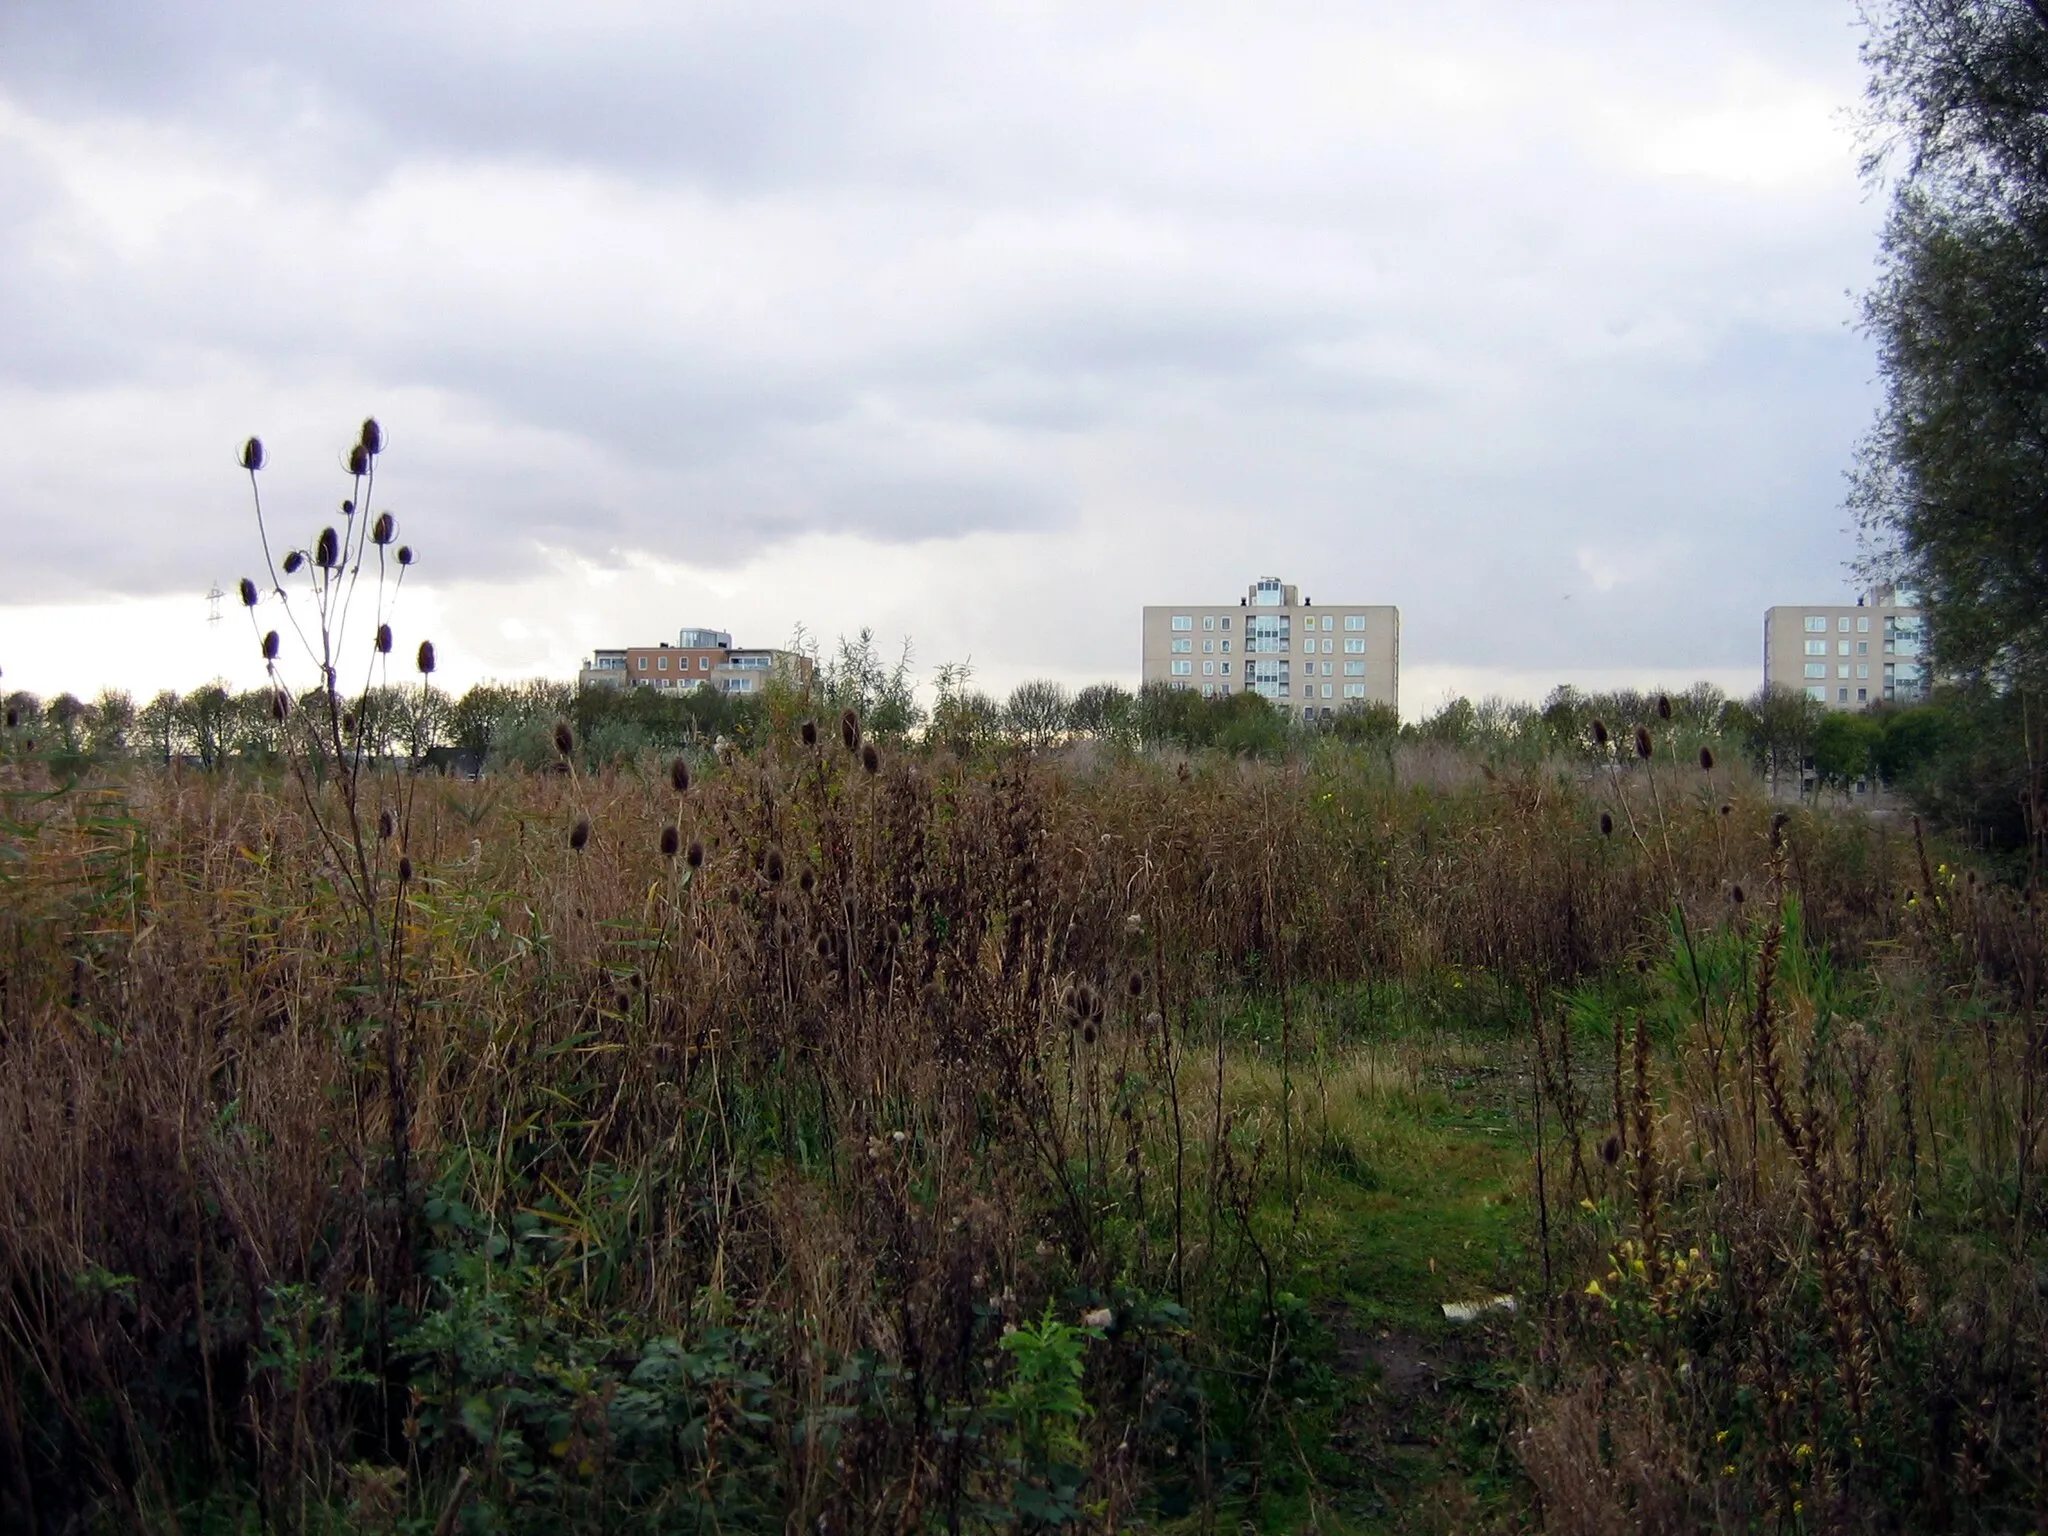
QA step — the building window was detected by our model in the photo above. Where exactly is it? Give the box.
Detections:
[1172,615,1192,631]
[1202,683,1215,696]
[1344,639,1366,654]
[1858,688,1868,701]
[1203,616,1215,630]
[1343,683,1366,699]
[1221,616,1231,631]
[1202,639,1213,653]
[1220,640,1230,653]
[1346,616,1365,631]
[1171,639,1191,654]
[1858,617,1870,632]
[1171,660,1192,676]
[1806,685,1826,701]
[1839,617,1852,632]
[1805,640,1827,656]
[1221,661,1231,674]
[1202,661,1214,675]
[1805,616,1827,632]
[1804,663,1827,679]
[1857,665,1869,679]
[1321,683,1333,698]
[1344,661,1365,676]
[1857,641,1868,655]
[1839,687,1850,702]
[1321,616,1334,631]
[699,656,709,670]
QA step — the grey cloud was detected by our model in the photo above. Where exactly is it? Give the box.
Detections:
[0,0,1891,692]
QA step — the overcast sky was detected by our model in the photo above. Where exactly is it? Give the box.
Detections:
[0,0,1887,714]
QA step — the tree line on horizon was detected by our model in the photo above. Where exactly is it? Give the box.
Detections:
[3,652,2022,850]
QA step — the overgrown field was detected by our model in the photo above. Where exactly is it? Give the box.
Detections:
[2,720,2042,1532]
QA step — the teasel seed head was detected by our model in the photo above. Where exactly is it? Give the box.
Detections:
[3,709,14,729]
[316,527,339,569]
[283,550,305,574]
[800,718,818,747]
[553,719,575,758]
[1082,1024,1097,1046]
[371,511,395,545]
[270,689,291,721]
[342,709,357,737]
[379,808,395,840]
[1633,725,1652,760]
[798,867,815,894]
[360,418,383,456]
[1127,972,1146,997]
[1698,745,1714,771]
[398,855,412,884]
[670,756,690,793]
[1731,885,1745,904]
[1720,802,1732,817]
[1770,811,1788,851]
[841,708,861,752]
[375,623,393,655]
[261,630,280,661]
[861,742,879,774]
[1601,1135,1620,1166]
[240,437,265,472]
[1599,811,1613,837]
[239,577,258,608]
[1590,718,1609,747]
[686,839,704,868]
[397,545,415,566]
[416,640,436,675]
[660,825,680,859]
[763,846,785,884]
[341,499,354,517]
[348,443,369,476]
[1657,694,1672,721]
[569,817,590,851]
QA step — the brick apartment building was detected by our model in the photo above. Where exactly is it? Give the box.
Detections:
[580,626,813,697]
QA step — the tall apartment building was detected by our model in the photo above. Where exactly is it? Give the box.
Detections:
[1762,586,1927,709]
[579,626,812,696]
[1140,576,1399,722]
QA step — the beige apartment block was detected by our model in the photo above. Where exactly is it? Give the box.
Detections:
[1762,586,1927,710]
[1140,576,1399,722]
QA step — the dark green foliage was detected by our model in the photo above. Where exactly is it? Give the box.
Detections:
[1857,0,2048,685]
[1135,682,1291,756]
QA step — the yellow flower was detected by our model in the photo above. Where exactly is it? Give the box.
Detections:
[1585,1279,1605,1298]
[1795,1443,1813,1460]
[1723,1463,1736,1476]
[1715,1430,1729,1444]
[1793,1500,1804,1515]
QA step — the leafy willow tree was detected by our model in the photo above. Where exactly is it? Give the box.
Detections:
[815,628,923,736]
[1857,0,2048,867]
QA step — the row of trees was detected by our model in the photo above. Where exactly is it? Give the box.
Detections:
[0,667,1953,793]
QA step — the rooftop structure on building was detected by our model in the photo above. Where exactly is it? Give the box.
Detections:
[578,626,811,697]
[1762,583,1927,710]
[1140,576,1400,722]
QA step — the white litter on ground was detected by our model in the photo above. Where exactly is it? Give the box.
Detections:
[1441,1295,1517,1323]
